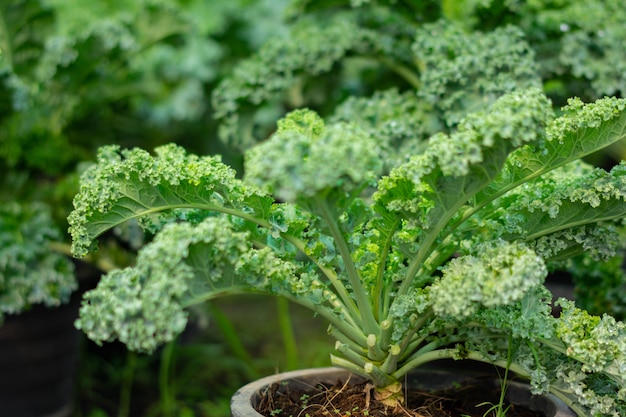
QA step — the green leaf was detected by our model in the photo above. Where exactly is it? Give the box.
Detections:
[430,240,547,318]
[374,88,553,282]
[68,143,270,258]
[413,20,541,128]
[0,201,75,320]
[76,215,332,352]
[473,96,626,208]
[244,109,383,206]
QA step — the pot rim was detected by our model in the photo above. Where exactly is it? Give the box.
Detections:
[231,366,576,417]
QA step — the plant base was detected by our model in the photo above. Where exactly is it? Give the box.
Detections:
[231,364,576,417]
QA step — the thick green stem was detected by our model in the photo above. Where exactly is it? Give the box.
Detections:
[113,199,363,329]
[280,232,362,327]
[330,354,397,388]
[546,389,587,417]
[329,325,368,355]
[335,342,369,368]
[392,348,528,381]
[374,218,400,320]
[280,294,369,348]
[315,197,379,336]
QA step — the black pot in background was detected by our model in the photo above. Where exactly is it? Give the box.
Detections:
[0,261,100,417]
[231,363,576,417]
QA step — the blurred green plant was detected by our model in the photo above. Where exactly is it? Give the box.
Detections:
[0,0,293,317]
[0,201,75,322]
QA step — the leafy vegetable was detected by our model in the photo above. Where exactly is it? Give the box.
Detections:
[65,2,626,415]
[444,0,626,102]
[211,4,539,150]
[69,89,626,415]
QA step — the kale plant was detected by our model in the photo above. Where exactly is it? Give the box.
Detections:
[67,2,626,415]
[69,88,626,415]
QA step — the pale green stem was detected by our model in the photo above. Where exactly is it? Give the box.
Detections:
[335,342,369,368]
[381,311,433,374]
[546,389,587,417]
[392,348,528,381]
[314,197,379,336]
[329,354,371,380]
[276,293,369,348]
[397,189,480,299]
[328,326,368,355]
[398,225,452,299]
[378,319,393,354]
[330,354,397,388]
[281,232,362,328]
[526,211,626,241]
[374,218,400,320]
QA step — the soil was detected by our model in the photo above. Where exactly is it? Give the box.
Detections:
[256,377,544,417]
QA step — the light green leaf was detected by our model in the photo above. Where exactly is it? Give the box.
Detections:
[374,89,552,282]
[473,96,626,208]
[68,143,271,258]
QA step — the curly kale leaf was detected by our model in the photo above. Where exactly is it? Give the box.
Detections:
[413,20,541,129]
[552,299,626,416]
[0,0,225,174]
[444,0,626,99]
[374,89,552,253]
[0,202,75,321]
[68,143,270,258]
[468,96,626,215]
[329,88,441,169]
[430,240,547,318]
[211,10,413,149]
[244,109,383,205]
[519,0,626,98]
[76,215,330,352]
[479,162,626,262]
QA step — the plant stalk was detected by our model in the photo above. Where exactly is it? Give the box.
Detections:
[315,197,380,336]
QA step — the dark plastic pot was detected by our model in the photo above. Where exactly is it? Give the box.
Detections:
[0,261,100,417]
[231,365,576,417]
[0,298,79,417]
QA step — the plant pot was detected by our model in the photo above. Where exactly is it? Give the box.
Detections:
[0,261,100,417]
[0,298,79,417]
[231,363,576,417]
